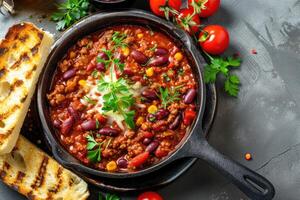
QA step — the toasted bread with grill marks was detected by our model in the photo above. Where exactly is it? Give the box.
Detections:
[0,135,90,200]
[0,22,53,154]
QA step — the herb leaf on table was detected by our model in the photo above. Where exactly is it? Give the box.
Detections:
[204,54,241,97]
[51,0,90,31]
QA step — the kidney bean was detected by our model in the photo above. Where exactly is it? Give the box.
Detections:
[53,119,61,128]
[146,141,159,153]
[98,51,108,60]
[123,67,134,76]
[184,89,197,104]
[154,47,168,56]
[169,114,181,130]
[155,109,169,120]
[98,127,119,137]
[131,50,148,64]
[61,117,74,135]
[63,69,76,80]
[143,138,152,145]
[96,63,105,72]
[141,89,158,100]
[67,106,79,121]
[149,55,169,66]
[117,157,128,168]
[81,120,97,131]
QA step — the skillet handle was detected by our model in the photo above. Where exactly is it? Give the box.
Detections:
[186,135,275,200]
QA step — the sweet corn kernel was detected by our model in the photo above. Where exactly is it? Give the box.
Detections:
[137,33,144,39]
[78,80,87,87]
[122,47,130,56]
[148,105,158,114]
[106,161,117,172]
[146,67,154,77]
[136,116,144,126]
[174,52,183,62]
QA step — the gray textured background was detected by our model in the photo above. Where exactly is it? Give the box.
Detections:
[0,0,300,199]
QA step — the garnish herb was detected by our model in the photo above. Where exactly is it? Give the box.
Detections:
[92,70,99,78]
[83,95,96,105]
[97,74,135,129]
[204,53,241,97]
[159,86,182,109]
[96,47,125,72]
[99,193,120,200]
[149,43,158,52]
[51,0,90,31]
[86,135,103,163]
[95,119,100,129]
[111,31,128,49]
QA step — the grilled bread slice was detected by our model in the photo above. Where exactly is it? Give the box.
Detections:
[0,135,90,200]
[0,22,54,154]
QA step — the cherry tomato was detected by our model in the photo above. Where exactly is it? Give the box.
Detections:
[150,0,181,18]
[183,110,196,125]
[199,25,229,55]
[138,191,164,200]
[189,0,221,18]
[176,8,201,34]
[128,152,149,168]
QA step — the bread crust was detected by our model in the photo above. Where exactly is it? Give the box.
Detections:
[0,135,90,200]
[0,22,53,154]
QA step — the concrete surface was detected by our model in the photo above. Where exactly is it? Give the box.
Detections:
[0,0,300,199]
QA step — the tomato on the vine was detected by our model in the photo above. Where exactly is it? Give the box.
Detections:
[199,25,229,55]
[189,0,221,18]
[137,191,164,200]
[176,8,201,34]
[150,0,181,19]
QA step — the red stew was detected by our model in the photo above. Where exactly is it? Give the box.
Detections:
[47,25,197,172]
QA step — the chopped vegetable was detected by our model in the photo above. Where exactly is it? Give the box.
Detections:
[183,110,196,125]
[106,161,117,172]
[128,152,149,168]
[148,105,158,114]
[99,193,121,200]
[174,52,183,62]
[146,67,154,77]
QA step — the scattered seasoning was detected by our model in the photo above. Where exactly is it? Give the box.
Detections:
[245,153,252,160]
[251,49,257,54]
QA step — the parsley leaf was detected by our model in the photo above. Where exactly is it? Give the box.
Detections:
[86,135,103,163]
[51,0,90,31]
[159,86,181,109]
[204,54,241,97]
[111,31,128,49]
[83,95,96,105]
[97,73,135,129]
[99,193,121,200]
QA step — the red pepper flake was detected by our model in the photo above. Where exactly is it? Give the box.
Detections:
[245,153,252,161]
[251,49,257,54]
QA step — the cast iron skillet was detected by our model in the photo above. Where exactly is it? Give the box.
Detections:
[37,10,275,200]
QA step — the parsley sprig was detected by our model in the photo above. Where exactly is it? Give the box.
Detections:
[111,31,128,49]
[86,135,103,163]
[99,193,120,200]
[97,72,135,129]
[204,53,241,97]
[159,86,182,109]
[96,48,125,72]
[51,0,90,31]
